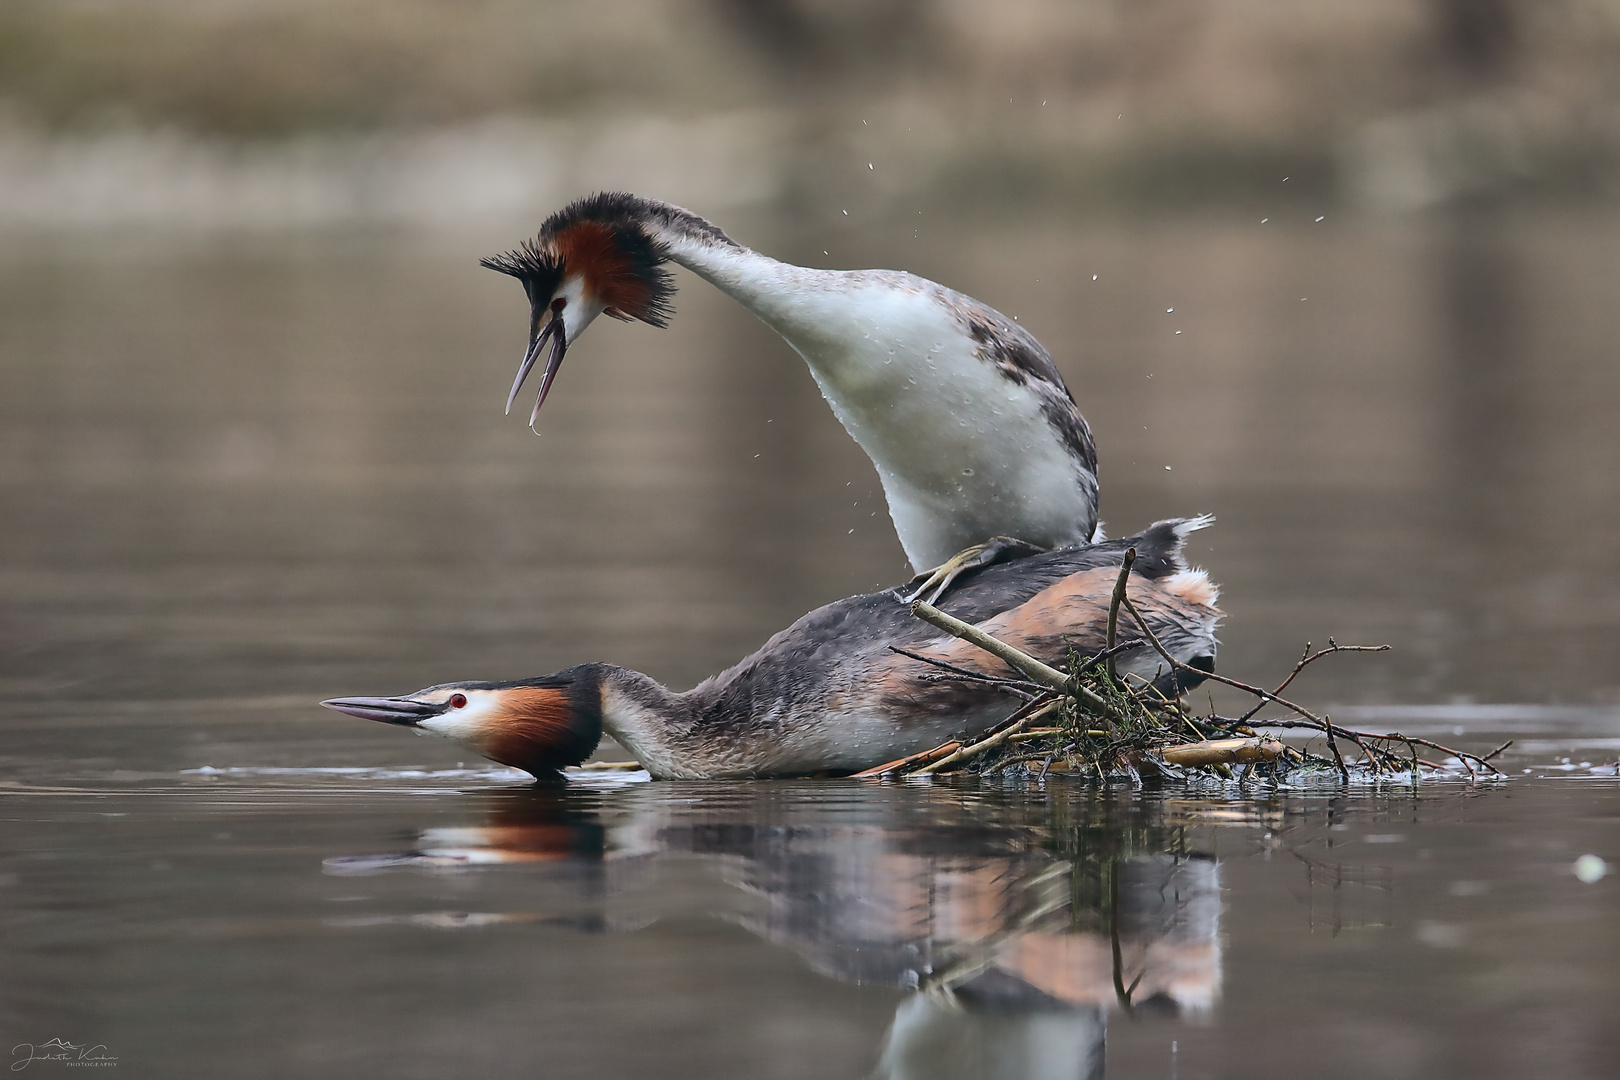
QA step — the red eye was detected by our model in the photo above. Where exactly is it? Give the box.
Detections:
[551,297,566,311]
[448,693,468,709]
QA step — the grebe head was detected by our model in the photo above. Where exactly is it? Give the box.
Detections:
[481,193,675,427]
[321,667,604,778]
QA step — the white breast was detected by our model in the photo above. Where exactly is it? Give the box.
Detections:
[669,243,1094,570]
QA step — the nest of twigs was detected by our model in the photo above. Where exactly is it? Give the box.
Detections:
[854,554,1509,784]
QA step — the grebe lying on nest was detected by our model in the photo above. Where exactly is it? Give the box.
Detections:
[322,519,1218,780]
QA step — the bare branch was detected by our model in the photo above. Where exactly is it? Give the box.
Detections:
[1105,548,1136,682]
[887,645,1046,695]
[911,599,1115,717]
[916,698,1064,774]
[1239,640,1392,723]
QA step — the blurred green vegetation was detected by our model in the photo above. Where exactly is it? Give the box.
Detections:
[0,0,1616,209]
[0,0,747,135]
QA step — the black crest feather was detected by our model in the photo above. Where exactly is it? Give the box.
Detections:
[479,239,562,308]
[478,192,719,327]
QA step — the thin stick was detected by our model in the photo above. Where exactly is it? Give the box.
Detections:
[983,749,1067,776]
[916,699,1064,774]
[1072,639,1150,678]
[1323,714,1350,783]
[1238,639,1392,723]
[1122,595,1334,730]
[1105,548,1136,682]
[916,673,1037,701]
[910,599,1069,689]
[887,645,1046,696]
[911,599,1114,716]
[1159,737,1285,767]
[1248,720,1505,775]
[851,740,963,778]
[881,692,1058,777]
[1006,728,1066,741]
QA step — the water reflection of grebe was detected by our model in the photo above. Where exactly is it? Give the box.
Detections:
[325,791,1221,1080]
[321,521,1218,780]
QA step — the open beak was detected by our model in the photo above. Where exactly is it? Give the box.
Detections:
[504,313,568,427]
[320,696,446,726]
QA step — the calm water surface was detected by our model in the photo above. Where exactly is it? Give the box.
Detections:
[3,208,1618,1077]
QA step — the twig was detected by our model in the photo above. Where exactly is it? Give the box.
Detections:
[887,646,1046,696]
[911,599,1114,716]
[1122,594,1341,739]
[1071,639,1151,678]
[1105,548,1137,682]
[1238,639,1392,724]
[1248,720,1504,776]
[916,699,1064,774]
[1158,737,1286,767]
[851,740,963,778]
[916,672,1038,701]
[1006,728,1066,741]
[1323,714,1351,784]
[910,599,1069,688]
[982,749,1067,776]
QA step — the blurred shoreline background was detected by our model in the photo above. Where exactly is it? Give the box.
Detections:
[3,1,1619,716]
[2,0,1617,231]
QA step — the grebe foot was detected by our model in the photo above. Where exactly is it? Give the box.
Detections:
[898,536,1049,605]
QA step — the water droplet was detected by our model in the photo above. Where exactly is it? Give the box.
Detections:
[1165,465,1173,471]
[869,163,875,170]
[1092,274,1098,281]
[1574,855,1608,883]
[962,468,974,476]
[1175,330,1182,335]
[1316,216,1325,222]
[1261,218,1268,223]
[1166,308,1174,312]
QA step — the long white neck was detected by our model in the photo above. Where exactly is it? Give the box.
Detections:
[653,228,848,353]
[643,209,1100,571]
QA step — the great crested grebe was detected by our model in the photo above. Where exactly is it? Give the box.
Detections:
[481,193,1100,582]
[321,518,1218,780]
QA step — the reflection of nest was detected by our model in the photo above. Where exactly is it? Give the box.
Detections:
[866,858,1220,1080]
[721,831,1221,1016]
